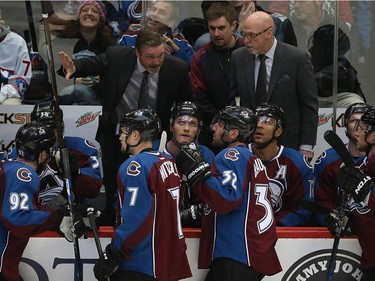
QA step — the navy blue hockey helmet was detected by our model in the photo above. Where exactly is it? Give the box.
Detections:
[117,109,161,141]
[30,100,64,130]
[255,103,286,129]
[212,106,256,143]
[15,122,56,161]
[170,101,202,127]
[343,102,370,128]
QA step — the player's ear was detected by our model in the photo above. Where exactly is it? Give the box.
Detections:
[368,131,375,145]
[230,128,240,140]
[275,127,283,138]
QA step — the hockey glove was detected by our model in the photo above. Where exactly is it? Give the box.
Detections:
[338,166,373,203]
[56,150,80,179]
[76,204,101,218]
[59,211,87,242]
[175,142,211,188]
[325,208,354,237]
[94,244,123,281]
[75,204,101,230]
[181,204,204,228]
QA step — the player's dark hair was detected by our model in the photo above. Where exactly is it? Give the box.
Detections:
[135,28,166,51]
[205,2,236,24]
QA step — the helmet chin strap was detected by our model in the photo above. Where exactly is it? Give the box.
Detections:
[171,137,181,149]
[365,133,375,155]
[36,154,50,171]
[220,132,237,148]
[125,134,142,154]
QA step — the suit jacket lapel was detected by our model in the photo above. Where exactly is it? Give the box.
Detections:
[156,63,169,113]
[118,50,137,102]
[268,42,286,100]
[240,49,256,108]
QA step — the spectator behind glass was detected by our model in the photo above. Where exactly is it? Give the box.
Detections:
[269,0,354,27]
[191,2,245,153]
[57,0,115,105]
[309,24,365,107]
[0,9,32,105]
[118,0,194,66]
[195,0,297,51]
[38,1,74,65]
[289,0,352,51]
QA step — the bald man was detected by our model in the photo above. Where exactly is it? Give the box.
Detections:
[230,11,318,159]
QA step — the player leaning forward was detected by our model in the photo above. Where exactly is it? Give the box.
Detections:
[175,106,282,281]
[94,109,191,281]
[0,122,85,281]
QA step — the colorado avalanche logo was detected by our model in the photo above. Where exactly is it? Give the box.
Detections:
[224,148,239,161]
[84,139,96,149]
[268,178,285,212]
[17,167,32,182]
[127,161,141,176]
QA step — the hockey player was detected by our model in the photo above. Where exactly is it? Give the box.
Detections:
[154,101,215,227]
[329,106,375,280]
[175,106,281,280]
[249,103,314,226]
[30,100,102,207]
[0,12,32,104]
[0,122,85,281]
[314,102,369,225]
[94,109,191,281]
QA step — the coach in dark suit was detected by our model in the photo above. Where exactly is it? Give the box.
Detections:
[231,11,318,158]
[59,29,192,224]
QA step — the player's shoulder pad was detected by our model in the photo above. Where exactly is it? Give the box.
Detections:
[314,147,341,167]
[282,146,313,169]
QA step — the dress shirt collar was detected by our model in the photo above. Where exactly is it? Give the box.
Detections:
[136,58,160,77]
[256,37,277,61]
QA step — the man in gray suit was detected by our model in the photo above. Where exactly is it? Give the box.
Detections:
[231,11,318,159]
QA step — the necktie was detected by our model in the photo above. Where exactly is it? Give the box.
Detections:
[256,54,267,105]
[138,71,149,109]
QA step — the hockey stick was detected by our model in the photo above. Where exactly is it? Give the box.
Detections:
[300,200,331,215]
[87,211,104,257]
[25,0,38,52]
[41,6,83,281]
[158,131,167,152]
[323,130,353,281]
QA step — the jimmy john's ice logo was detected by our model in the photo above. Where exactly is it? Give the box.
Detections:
[282,249,363,281]
[75,111,100,127]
